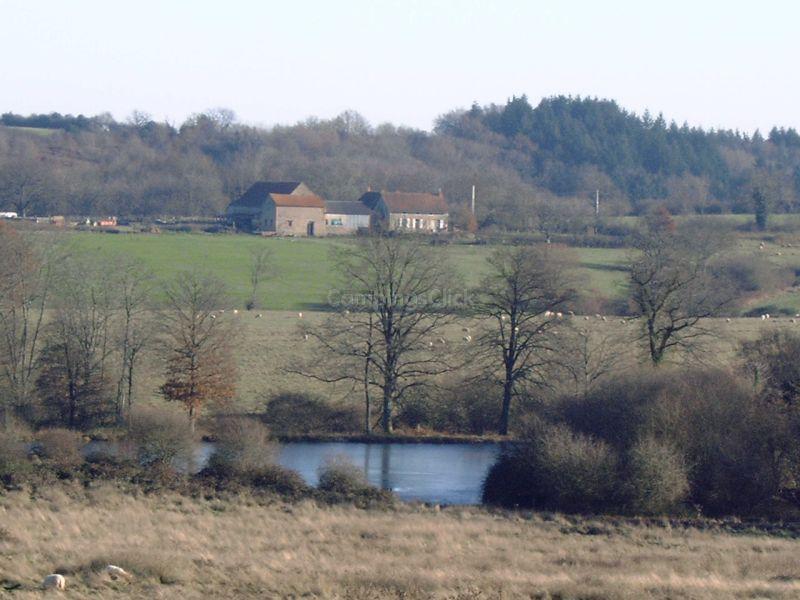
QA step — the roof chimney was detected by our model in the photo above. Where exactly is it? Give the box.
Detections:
[367,185,372,192]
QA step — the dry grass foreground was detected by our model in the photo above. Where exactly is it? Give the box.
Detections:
[2,485,800,599]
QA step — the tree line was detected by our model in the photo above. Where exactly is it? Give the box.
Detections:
[1,96,799,228]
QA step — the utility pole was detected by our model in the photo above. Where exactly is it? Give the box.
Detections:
[595,189,600,217]
[471,185,476,215]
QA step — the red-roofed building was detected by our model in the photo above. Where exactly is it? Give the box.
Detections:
[359,190,449,233]
[226,182,326,236]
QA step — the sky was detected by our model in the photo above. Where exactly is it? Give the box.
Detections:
[1,0,798,133]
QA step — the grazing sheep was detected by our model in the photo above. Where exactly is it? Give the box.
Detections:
[513,326,519,333]
[298,312,303,318]
[428,341,434,347]
[463,335,472,342]
[726,318,731,323]
[438,337,446,344]
[105,565,133,581]
[210,314,216,319]
[219,309,225,313]
[233,309,239,315]
[500,314,507,321]
[792,319,797,324]
[556,312,563,319]
[544,311,552,317]
[343,309,350,315]
[595,314,601,319]
[255,313,262,319]
[568,310,575,316]
[601,316,607,322]
[303,333,309,341]
[584,316,590,321]
[42,574,66,591]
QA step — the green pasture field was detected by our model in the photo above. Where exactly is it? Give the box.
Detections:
[66,232,632,310]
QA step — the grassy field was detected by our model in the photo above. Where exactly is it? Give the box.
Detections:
[66,231,631,310]
[65,230,800,314]
[127,310,784,413]
[2,484,800,599]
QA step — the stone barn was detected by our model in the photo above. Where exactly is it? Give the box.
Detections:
[358,190,448,233]
[226,181,326,236]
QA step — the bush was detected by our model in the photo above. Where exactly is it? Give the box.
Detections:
[483,422,621,513]
[264,393,360,435]
[127,407,195,471]
[317,455,369,494]
[712,254,792,296]
[623,437,689,515]
[249,464,311,498]
[0,427,30,483]
[395,382,499,434]
[34,428,84,472]
[551,368,796,516]
[207,417,276,476]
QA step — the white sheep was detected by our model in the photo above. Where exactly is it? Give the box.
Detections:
[303,333,309,341]
[463,335,472,342]
[544,310,552,317]
[726,318,731,323]
[210,314,216,319]
[438,337,446,344]
[233,309,239,315]
[42,574,66,591]
[556,312,563,319]
[761,315,767,320]
[601,316,607,322]
[105,564,133,581]
[255,313,262,319]
[298,312,303,319]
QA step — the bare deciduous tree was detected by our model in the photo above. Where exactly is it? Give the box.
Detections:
[160,271,237,431]
[113,258,155,424]
[247,246,276,310]
[628,219,732,365]
[473,245,575,435]
[295,237,459,434]
[0,225,55,425]
[37,257,117,428]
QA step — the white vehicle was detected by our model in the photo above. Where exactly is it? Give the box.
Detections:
[0,211,18,219]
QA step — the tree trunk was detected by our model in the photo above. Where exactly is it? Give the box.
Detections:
[381,385,393,434]
[499,377,513,436]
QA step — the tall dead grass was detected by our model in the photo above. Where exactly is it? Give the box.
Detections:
[1,483,799,598]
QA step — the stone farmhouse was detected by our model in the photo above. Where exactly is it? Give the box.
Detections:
[358,190,449,233]
[226,181,326,236]
[226,182,450,236]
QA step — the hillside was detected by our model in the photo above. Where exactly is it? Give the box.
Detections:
[2,97,800,228]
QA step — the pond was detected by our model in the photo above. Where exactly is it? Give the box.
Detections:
[88,441,502,505]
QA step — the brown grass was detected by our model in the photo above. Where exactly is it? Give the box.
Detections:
[1,484,800,598]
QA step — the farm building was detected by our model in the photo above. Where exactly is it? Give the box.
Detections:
[359,190,449,233]
[324,201,373,234]
[226,181,326,236]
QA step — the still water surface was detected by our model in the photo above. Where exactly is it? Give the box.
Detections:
[89,441,502,505]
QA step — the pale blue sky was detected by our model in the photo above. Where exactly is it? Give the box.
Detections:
[1,0,797,133]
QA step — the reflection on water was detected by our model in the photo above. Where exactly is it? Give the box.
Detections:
[87,441,502,505]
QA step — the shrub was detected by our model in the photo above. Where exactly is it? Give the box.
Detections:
[396,382,500,434]
[250,464,311,498]
[483,422,621,513]
[317,455,369,494]
[127,406,195,471]
[712,254,792,296]
[34,428,84,472]
[207,417,276,476]
[0,427,30,483]
[623,437,689,515]
[264,392,360,435]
